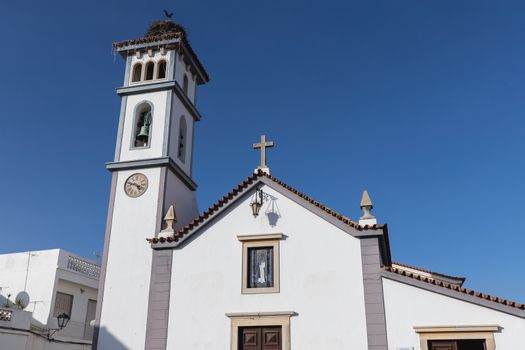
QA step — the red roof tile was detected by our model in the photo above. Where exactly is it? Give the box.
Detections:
[148,171,383,244]
[383,266,524,310]
[392,261,466,282]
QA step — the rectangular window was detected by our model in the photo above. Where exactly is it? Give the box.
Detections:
[238,234,283,294]
[53,292,73,317]
[247,247,274,288]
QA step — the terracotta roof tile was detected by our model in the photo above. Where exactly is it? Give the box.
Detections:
[383,266,525,310]
[392,261,466,282]
[148,171,383,244]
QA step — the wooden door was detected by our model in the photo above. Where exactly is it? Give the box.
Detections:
[430,341,458,350]
[239,326,281,350]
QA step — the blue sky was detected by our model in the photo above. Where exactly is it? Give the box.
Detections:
[1,1,524,302]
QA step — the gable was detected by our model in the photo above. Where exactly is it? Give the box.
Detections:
[149,171,391,266]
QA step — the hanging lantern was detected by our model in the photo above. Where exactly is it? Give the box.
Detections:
[57,313,70,330]
[250,189,264,218]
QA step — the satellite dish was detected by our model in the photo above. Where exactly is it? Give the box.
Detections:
[15,291,30,310]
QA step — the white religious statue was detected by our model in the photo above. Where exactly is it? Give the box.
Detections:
[257,261,267,284]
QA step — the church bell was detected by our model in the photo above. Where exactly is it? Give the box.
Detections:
[136,125,150,143]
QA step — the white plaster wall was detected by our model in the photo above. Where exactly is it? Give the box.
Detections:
[174,54,196,103]
[166,185,368,349]
[128,50,172,86]
[168,96,195,176]
[119,91,169,162]
[51,279,97,341]
[98,168,162,350]
[163,170,198,229]
[0,329,30,350]
[383,278,525,349]
[0,250,59,325]
[0,330,92,350]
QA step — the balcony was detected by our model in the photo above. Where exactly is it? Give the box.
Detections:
[65,255,100,279]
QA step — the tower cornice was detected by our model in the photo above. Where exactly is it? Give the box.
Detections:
[106,156,197,190]
[116,80,202,122]
[113,37,209,84]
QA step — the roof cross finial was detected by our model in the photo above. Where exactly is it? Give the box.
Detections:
[253,135,274,174]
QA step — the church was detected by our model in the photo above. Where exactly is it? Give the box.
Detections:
[93,19,524,350]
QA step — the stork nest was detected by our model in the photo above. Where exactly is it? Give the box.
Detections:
[145,20,187,38]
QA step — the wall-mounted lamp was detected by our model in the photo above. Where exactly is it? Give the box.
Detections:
[250,188,265,218]
[48,313,70,339]
[57,313,70,330]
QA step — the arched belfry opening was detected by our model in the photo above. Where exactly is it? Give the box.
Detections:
[133,103,153,147]
[131,63,142,82]
[157,60,167,79]
[178,115,187,162]
[145,62,155,80]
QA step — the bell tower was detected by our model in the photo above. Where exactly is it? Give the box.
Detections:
[93,20,209,350]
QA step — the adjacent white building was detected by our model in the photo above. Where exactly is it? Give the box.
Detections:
[89,18,525,350]
[0,249,99,350]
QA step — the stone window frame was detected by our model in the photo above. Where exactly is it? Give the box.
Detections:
[237,233,283,294]
[414,325,500,350]
[225,311,294,350]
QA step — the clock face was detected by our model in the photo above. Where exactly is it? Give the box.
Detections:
[124,173,148,198]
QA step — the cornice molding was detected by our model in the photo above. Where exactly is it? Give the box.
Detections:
[106,157,197,191]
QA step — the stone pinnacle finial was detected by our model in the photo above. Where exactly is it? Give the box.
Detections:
[359,190,377,226]
[158,205,177,238]
[360,190,373,209]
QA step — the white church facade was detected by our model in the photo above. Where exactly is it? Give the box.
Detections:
[93,20,525,350]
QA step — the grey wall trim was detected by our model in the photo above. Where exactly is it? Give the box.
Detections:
[123,55,132,87]
[113,96,128,162]
[172,80,201,121]
[144,249,173,350]
[92,172,118,349]
[144,168,171,350]
[151,178,384,250]
[162,91,173,157]
[178,41,209,84]
[381,270,525,318]
[106,157,197,191]
[360,238,389,350]
[169,48,177,81]
[116,80,202,122]
[189,113,196,177]
[117,81,178,96]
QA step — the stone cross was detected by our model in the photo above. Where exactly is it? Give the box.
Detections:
[253,135,274,169]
